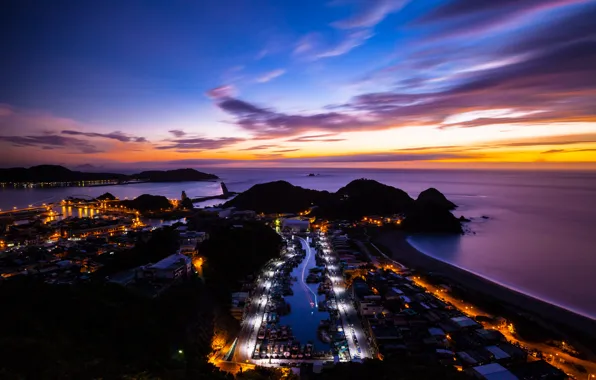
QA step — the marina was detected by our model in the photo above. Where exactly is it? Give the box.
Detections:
[235,232,371,366]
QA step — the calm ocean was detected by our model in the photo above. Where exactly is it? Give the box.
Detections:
[2,168,596,319]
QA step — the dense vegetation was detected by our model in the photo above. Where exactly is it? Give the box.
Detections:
[316,179,415,219]
[225,179,463,233]
[401,202,463,233]
[97,192,117,201]
[416,187,457,210]
[223,181,332,214]
[95,226,181,276]
[119,194,172,212]
[0,277,230,379]
[199,220,283,298]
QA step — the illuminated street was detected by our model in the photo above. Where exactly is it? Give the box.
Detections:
[317,233,372,361]
[411,276,596,379]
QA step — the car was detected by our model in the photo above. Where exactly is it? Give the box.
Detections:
[357,348,362,353]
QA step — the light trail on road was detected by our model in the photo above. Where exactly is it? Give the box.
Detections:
[299,237,318,307]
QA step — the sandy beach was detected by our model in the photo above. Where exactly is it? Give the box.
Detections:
[374,230,596,353]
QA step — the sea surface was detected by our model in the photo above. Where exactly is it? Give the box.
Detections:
[2,168,596,319]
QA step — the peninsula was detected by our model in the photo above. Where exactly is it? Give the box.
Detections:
[0,165,218,187]
[224,178,463,233]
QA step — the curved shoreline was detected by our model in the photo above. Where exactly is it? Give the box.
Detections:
[374,230,596,348]
[406,236,596,321]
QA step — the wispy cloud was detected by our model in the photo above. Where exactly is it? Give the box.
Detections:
[293,33,319,56]
[239,144,279,151]
[0,134,103,154]
[541,148,596,154]
[256,69,286,83]
[205,84,237,99]
[332,0,409,29]
[287,134,346,142]
[61,130,147,143]
[316,30,374,59]
[273,148,300,153]
[156,137,244,152]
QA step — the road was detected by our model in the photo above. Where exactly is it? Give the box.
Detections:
[233,264,274,363]
[412,276,596,379]
[316,234,372,361]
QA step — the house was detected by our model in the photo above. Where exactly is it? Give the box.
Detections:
[359,301,384,316]
[466,363,518,380]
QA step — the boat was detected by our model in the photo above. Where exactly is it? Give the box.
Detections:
[291,341,299,359]
[257,327,266,339]
[305,342,313,357]
[299,344,306,358]
[319,330,332,343]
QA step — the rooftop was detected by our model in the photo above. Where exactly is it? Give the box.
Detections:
[471,363,518,380]
[150,253,190,271]
[451,316,480,328]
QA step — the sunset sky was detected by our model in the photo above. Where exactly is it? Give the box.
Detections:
[1,0,596,170]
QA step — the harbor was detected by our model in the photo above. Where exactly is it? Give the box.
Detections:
[234,232,371,366]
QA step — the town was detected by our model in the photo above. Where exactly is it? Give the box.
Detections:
[1,188,594,380]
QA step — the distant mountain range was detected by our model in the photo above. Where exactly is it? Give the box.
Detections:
[0,165,218,183]
[224,178,463,233]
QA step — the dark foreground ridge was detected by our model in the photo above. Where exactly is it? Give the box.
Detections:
[0,165,218,184]
[224,178,463,233]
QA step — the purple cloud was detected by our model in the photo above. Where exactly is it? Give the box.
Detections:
[61,130,147,143]
[168,129,186,137]
[239,144,279,151]
[280,151,482,163]
[415,0,587,41]
[272,148,300,153]
[0,134,103,153]
[156,137,244,152]
[287,134,346,142]
[215,30,596,138]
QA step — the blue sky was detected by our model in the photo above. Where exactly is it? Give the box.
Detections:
[1,0,596,169]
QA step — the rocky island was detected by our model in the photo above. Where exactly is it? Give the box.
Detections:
[224,178,463,233]
[129,168,218,182]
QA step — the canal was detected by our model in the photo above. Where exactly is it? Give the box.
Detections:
[279,237,331,352]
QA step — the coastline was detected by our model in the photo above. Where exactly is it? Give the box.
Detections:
[374,230,596,350]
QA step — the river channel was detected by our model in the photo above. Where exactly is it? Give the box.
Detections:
[279,238,330,352]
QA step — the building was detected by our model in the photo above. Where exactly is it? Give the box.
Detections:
[359,301,384,316]
[139,253,192,280]
[466,363,518,380]
[282,218,310,232]
[178,229,209,254]
[451,316,482,330]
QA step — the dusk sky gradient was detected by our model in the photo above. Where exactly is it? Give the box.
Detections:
[2,0,596,170]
